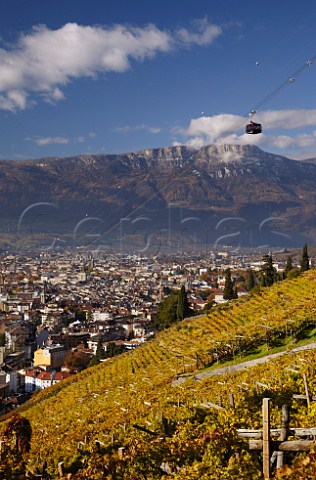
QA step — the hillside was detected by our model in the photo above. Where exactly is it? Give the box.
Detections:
[2,271,316,478]
[2,144,316,248]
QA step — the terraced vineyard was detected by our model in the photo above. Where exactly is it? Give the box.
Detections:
[157,270,316,368]
[1,271,316,479]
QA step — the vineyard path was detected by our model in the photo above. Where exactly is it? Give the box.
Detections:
[172,341,316,386]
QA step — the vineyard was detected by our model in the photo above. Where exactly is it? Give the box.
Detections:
[1,270,316,478]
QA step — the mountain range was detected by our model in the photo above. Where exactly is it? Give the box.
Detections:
[2,144,316,250]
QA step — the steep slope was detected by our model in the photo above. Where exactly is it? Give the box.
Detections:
[2,270,316,478]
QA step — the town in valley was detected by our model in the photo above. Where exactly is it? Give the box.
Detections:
[0,245,305,412]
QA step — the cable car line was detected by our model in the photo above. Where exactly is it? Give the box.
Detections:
[76,55,316,245]
[215,56,315,142]
[251,57,314,114]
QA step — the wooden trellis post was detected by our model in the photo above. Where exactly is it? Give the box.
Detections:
[58,461,64,478]
[229,392,235,409]
[238,398,316,479]
[276,404,289,469]
[262,398,271,479]
[292,374,316,407]
[303,373,311,408]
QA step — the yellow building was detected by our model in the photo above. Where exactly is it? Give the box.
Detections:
[33,344,67,370]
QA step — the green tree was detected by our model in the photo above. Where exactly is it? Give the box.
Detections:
[176,285,191,321]
[223,268,236,300]
[284,255,299,279]
[284,255,293,278]
[300,243,310,272]
[203,299,215,312]
[95,337,105,360]
[89,337,105,366]
[246,269,256,291]
[155,287,193,330]
[287,268,300,279]
[261,254,276,287]
[154,292,178,330]
[105,342,125,358]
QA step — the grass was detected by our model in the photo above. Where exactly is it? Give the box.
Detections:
[181,326,316,376]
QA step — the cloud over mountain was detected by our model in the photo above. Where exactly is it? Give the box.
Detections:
[178,109,316,156]
[26,136,69,146]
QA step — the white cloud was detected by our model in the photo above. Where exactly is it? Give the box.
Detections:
[178,113,242,142]
[177,109,316,156]
[176,18,222,46]
[41,87,65,104]
[26,136,69,146]
[148,127,161,134]
[0,90,28,111]
[75,132,97,143]
[259,109,316,129]
[116,124,161,134]
[0,20,222,112]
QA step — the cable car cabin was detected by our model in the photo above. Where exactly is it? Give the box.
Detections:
[246,121,262,134]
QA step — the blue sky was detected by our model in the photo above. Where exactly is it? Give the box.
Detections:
[1,0,316,160]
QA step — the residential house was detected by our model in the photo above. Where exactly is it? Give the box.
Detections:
[33,344,67,370]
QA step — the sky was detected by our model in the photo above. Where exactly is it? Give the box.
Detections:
[1,0,316,160]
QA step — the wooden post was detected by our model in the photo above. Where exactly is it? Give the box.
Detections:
[58,461,64,478]
[118,447,125,458]
[276,404,289,469]
[262,398,271,479]
[229,392,235,409]
[218,396,222,408]
[195,353,199,370]
[249,439,314,452]
[303,373,311,408]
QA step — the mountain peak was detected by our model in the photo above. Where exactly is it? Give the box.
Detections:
[0,144,315,247]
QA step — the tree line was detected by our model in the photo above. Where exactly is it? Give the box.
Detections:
[224,244,310,300]
[155,244,311,326]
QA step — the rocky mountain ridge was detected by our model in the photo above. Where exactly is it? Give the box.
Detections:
[1,144,316,248]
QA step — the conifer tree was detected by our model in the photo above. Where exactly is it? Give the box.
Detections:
[176,285,190,321]
[155,287,193,330]
[154,292,178,330]
[261,254,276,287]
[95,337,105,361]
[89,337,105,366]
[300,243,310,272]
[246,269,256,291]
[284,255,293,278]
[223,268,236,300]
